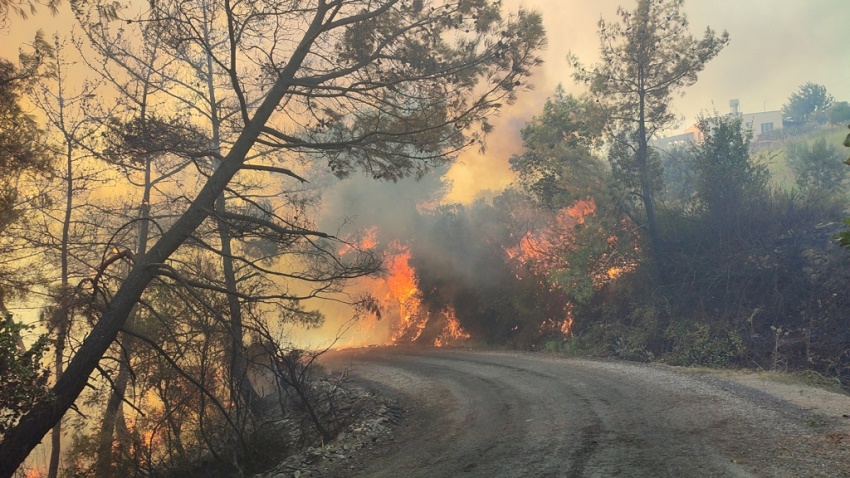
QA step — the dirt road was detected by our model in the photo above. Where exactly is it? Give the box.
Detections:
[318,348,850,478]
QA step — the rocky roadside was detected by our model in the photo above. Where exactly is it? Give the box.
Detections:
[254,381,404,478]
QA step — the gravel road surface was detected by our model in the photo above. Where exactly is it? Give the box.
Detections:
[318,348,850,478]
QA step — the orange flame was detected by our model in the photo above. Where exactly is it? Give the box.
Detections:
[433,307,471,347]
[503,198,640,338]
[339,226,378,255]
[507,198,636,288]
[380,242,471,345]
[385,244,428,343]
[24,468,44,478]
[505,199,598,275]
[566,199,595,223]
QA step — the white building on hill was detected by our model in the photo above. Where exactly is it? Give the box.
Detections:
[741,110,783,135]
[733,98,783,136]
[654,99,783,149]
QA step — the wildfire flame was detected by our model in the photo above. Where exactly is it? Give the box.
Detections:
[338,226,378,255]
[539,308,573,336]
[503,198,640,338]
[433,307,471,347]
[506,200,599,277]
[382,242,470,346]
[507,198,635,288]
[384,244,427,343]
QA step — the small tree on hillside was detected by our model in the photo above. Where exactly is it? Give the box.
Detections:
[787,138,847,193]
[827,101,850,125]
[659,142,697,205]
[509,88,638,320]
[782,82,834,125]
[691,115,770,226]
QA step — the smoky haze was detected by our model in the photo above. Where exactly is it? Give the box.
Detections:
[446,0,850,202]
[3,1,846,205]
[5,1,846,204]
[2,1,847,345]
[294,0,850,347]
[290,171,449,347]
[287,0,850,347]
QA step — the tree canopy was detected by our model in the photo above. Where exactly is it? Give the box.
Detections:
[509,86,607,209]
[569,0,728,281]
[787,137,846,193]
[782,82,834,124]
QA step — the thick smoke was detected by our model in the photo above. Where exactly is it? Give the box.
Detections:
[257,0,850,347]
[293,170,449,347]
[303,166,570,348]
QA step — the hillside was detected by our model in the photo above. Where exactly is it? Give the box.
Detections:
[752,124,848,187]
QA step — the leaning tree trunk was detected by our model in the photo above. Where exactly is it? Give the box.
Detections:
[94,78,156,475]
[0,46,312,470]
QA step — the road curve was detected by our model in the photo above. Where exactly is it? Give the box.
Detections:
[319,348,849,478]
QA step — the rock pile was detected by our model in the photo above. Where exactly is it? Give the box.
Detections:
[256,381,403,478]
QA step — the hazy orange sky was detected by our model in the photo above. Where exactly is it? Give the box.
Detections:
[444,0,850,202]
[3,0,848,203]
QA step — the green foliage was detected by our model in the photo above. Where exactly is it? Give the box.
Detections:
[0,0,61,24]
[782,82,834,124]
[659,143,697,204]
[787,137,847,193]
[690,115,771,225]
[664,321,744,367]
[314,3,547,181]
[827,101,850,125]
[836,218,850,248]
[508,87,638,314]
[570,0,729,280]
[612,338,655,363]
[0,36,54,317]
[543,336,586,356]
[0,318,50,436]
[508,86,607,209]
[0,55,50,234]
[572,293,668,362]
[610,302,668,362]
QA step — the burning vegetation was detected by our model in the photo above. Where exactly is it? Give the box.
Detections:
[327,75,850,393]
[337,193,616,349]
[384,244,429,344]
[352,240,473,348]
